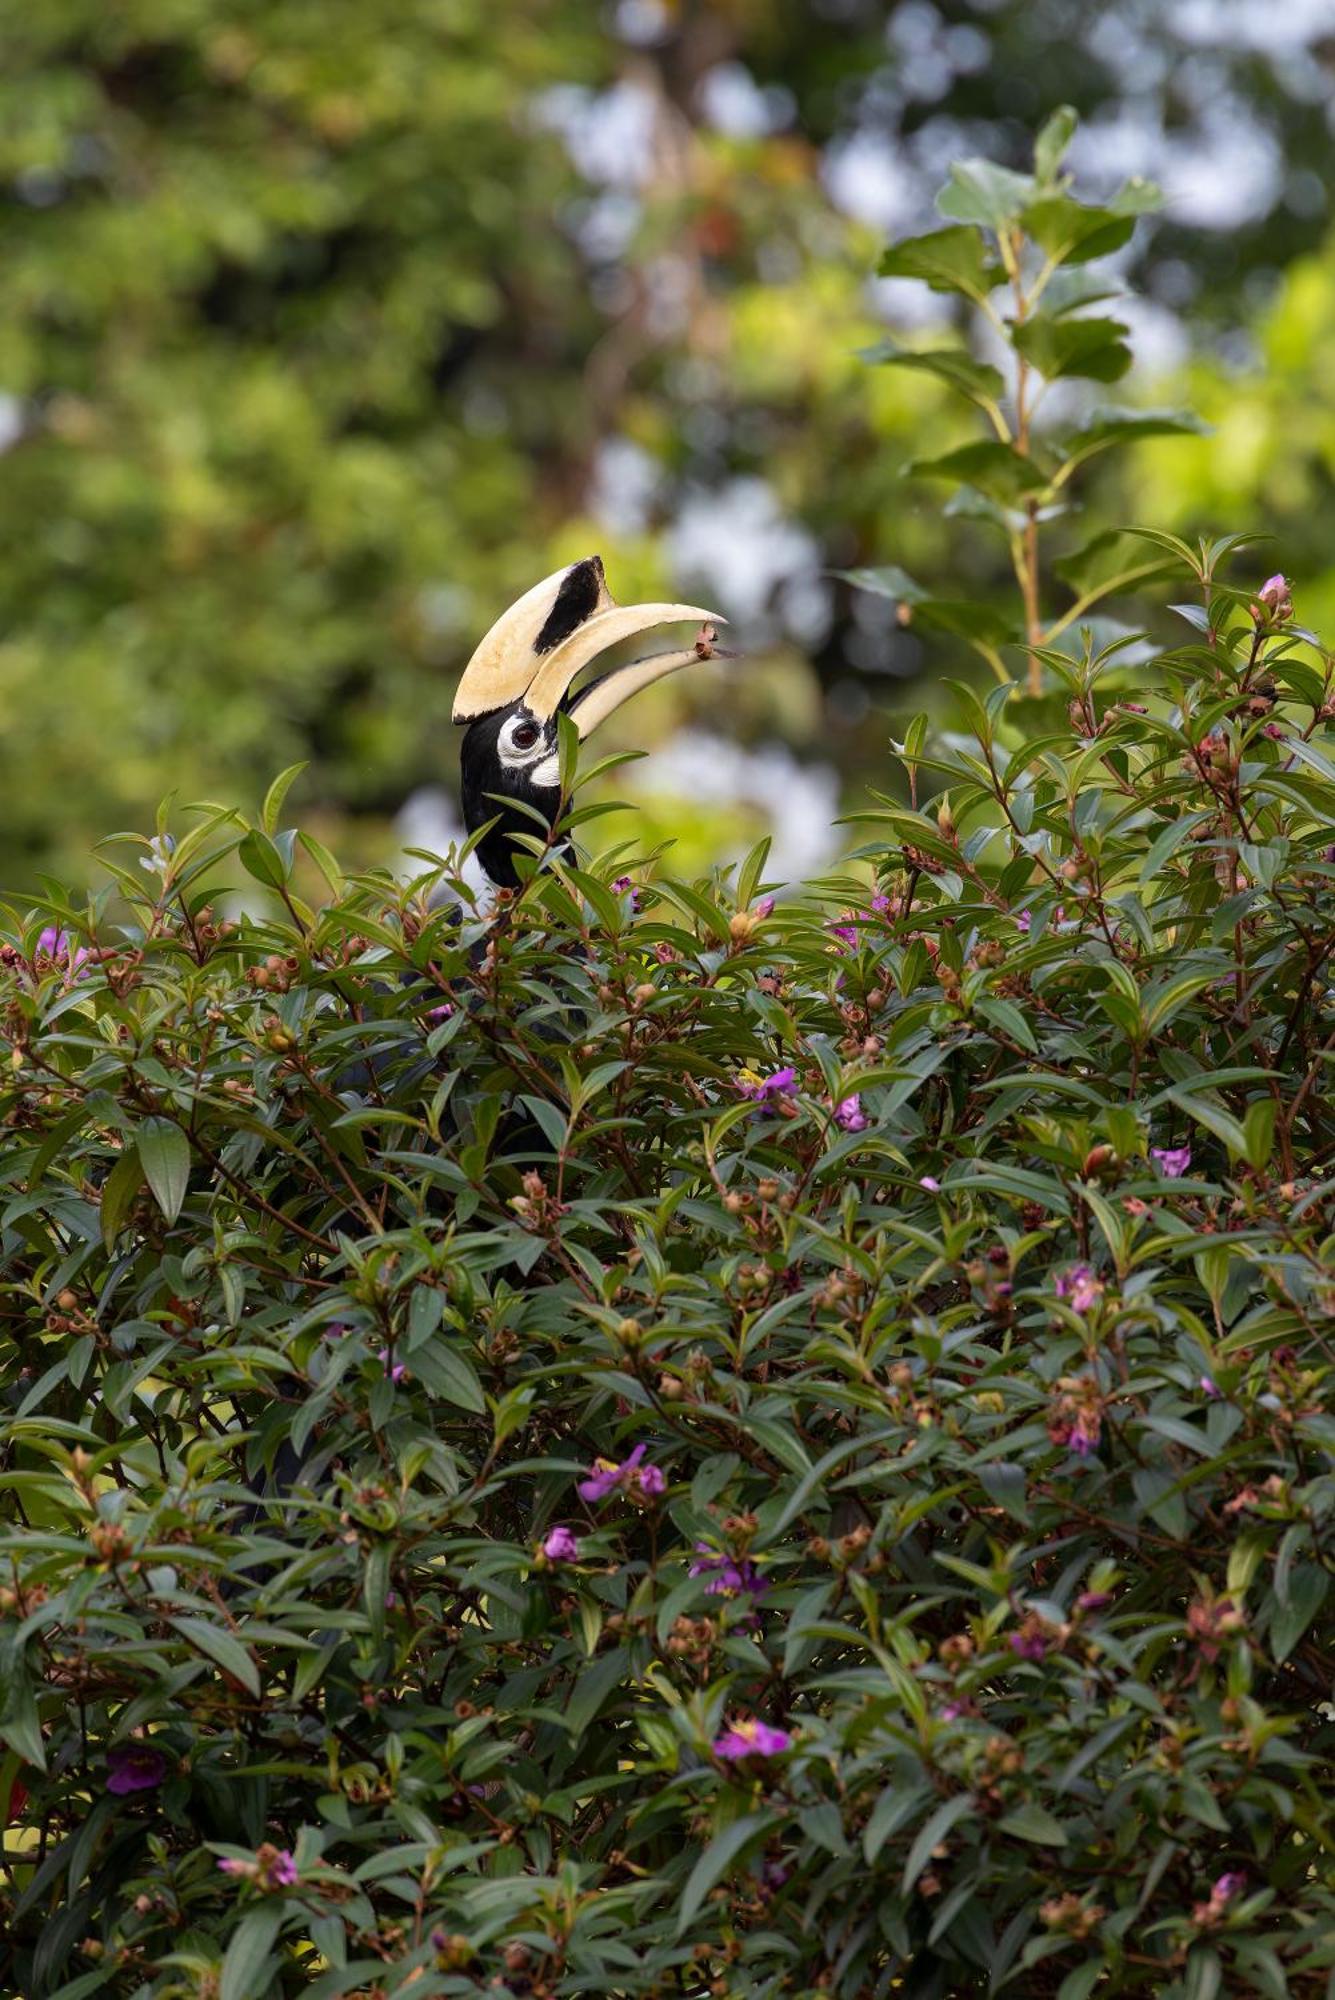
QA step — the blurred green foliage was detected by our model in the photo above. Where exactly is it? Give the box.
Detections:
[3,2,1335,891]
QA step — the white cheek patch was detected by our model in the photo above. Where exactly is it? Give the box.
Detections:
[529,751,560,790]
[497,717,549,772]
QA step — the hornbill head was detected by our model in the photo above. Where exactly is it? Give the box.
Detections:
[452,554,723,888]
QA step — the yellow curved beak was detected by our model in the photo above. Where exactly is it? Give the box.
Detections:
[452,556,723,726]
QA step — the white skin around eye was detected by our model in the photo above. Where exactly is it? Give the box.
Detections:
[496,713,550,769]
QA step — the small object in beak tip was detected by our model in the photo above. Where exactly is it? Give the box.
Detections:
[693,621,738,661]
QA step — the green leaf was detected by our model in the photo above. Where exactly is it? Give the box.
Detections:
[937,157,1037,230]
[837,569,1017,649]
[902,1793,974,1894]
[261,763,308,836]
[167,1616,261,1697]
[1055,528,1176,597]
[1242,1099,1277,1172]
[1138,810,1216,883]
[1023,195,1137,265]
[238,828,291,890]
[298,829,345,896]
[997,1801,1068,1845]
[99,1145,146,1251]
[1057,1966,1106,2000]
[1165,1088,1248,1159]
[864,1784,933,1864]
[1012,313,1132,383]
[975,997,1038,1053]
[413,1339,486,1412]
[860,340,1005,409]
[878,226,1001,304]
[1184,1945,1222,2000]
[137,1117,190,1225]
[0,1670,47,1770]
[1056,408,1208,476]
[556,707,580,796]
[1270,1566,1328,1663]
[220,1904,284,2000]
[1142,974,1219,1035]
[564,1645,629,1738]
[910,441,1050,503]
[1034,105,1078,186]
[975,1461,1030,1524]
[678,1812,781,1934]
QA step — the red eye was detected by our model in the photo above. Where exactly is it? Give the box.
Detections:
[510,721,541,751]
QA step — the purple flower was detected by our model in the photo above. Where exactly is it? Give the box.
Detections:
[736,1066,797,1112]
[918,1174,941,1193]
[752,896,775,921]
[1069,1415,1100,1459]
[1015,911,1031,934]
[106,1744,167,1795]
[689,1543,769,1600]
[1200,1374,1221,1399]
[1076,1590,1112,1612]
[713,1718,792,1760]
[36,927,91,978]
[1009,1630,1048,1663]
[219,1844,300,1888]
[1054,1263,1102,1313]
[1254,574,1292,623]
[578,1457,624,1502]
[1151,1144,1192,1179]
[383,1355,407,1383]
[612,875,642,912]
[543,1524,580,1562]
[1213,1872,1246,1903]
[829,897,892,950]
[426,1001,455,1025]
[577,1442,665,1504]
[834,1094,869,1132]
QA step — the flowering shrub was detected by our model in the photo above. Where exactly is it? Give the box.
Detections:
[3,113,1335,2000]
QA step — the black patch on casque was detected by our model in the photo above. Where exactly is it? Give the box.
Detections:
[534,556,603,654]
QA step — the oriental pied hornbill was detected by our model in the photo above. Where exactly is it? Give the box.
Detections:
[453,554,724,888]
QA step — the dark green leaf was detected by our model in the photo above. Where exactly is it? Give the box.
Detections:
[220,1905,284,2000]
[1012,313,1132,383]
[910,441,1050,503]
[860,340,1005,407]
[137,1117,191,1224]
[238,828,291,890]
[878,226,1001,303]
[678,1813,781,1934]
